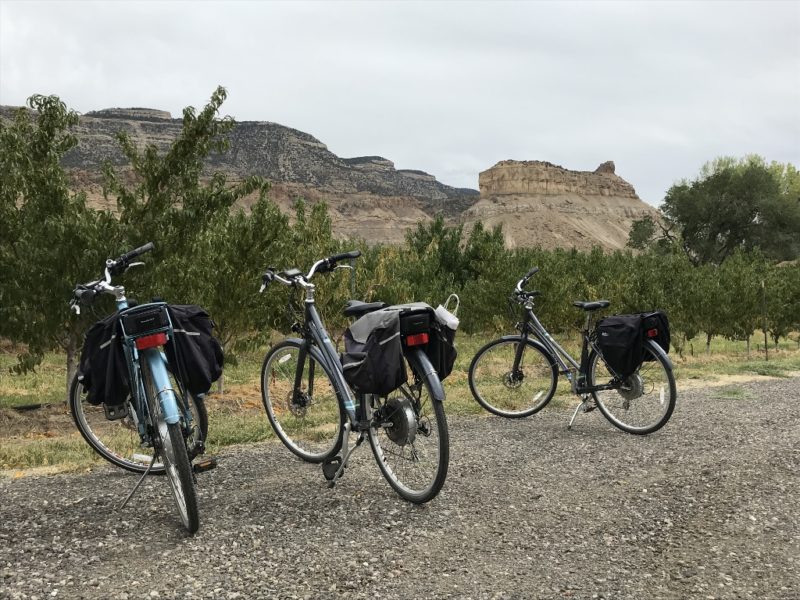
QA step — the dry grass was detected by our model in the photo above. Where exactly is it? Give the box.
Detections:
[1,333,798,474]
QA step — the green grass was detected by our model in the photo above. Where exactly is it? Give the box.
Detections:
[1,332,798,473]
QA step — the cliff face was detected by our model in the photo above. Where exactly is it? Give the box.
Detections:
[0,105,478,244]
[2,105,655,249]
[462,160,658,250]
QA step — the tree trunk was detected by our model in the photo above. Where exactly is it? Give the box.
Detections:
[216,369,225,395]
[746,337,750,356]
[706,333,712,355]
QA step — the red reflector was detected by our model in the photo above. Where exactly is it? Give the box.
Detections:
[135,332,168,350]
[404,332,429,347]
[646,328,658,338]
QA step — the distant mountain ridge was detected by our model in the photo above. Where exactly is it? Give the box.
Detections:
[1,105,657,249]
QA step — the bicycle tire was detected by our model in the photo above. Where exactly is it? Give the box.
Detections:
[69,372,208,474]
[142,359,200,534]
[369,361,449,504]
[468,337,558,418]
[590,340,677,435]
[261,339,345,463]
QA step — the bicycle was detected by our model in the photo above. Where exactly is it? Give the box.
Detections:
[69,243,208,533]
[468,267,676,434]
[259,251,449,503]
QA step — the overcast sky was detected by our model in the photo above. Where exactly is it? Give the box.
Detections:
[1,1,798,205]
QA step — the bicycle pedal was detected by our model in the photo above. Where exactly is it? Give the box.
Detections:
[104,403,129,420]
[581,402,596,413]
[192,457,218,473]
[322,457,343,482]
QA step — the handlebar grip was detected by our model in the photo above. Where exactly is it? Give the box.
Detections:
[328,250,361,263]
[524,266,540,280]
[74,288,97,304]
[121,241,154,263]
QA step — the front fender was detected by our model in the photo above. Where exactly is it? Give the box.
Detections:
[498,335,558,368]
[406,348,446,403]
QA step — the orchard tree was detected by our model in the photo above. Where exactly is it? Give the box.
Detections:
[0,95,121,391]
[101,86,269,304]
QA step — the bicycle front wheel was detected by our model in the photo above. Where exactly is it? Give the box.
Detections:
[142,360,200,534]
[261,339,344,463]
[468,337,558,418]
[69,372,208,474]
[590,340,677,435]
[369,371,449,504]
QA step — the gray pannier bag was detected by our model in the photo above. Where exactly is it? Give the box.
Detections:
[341,308,408,396]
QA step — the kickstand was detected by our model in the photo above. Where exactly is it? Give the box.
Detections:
[324,425,364,488]
[567,396,594,430]
[118,452,158,510]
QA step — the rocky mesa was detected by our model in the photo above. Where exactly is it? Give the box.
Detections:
[2,105,657,249]
[462,160,658,250]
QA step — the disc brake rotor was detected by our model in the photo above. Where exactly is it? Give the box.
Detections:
[503,371,524,389]
[287,390,309,417]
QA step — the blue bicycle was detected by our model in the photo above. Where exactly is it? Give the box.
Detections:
[69,243,204,534]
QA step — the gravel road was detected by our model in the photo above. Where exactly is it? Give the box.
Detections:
[1,377,799,600]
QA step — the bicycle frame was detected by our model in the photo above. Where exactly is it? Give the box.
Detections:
[515,302,620,395]
[296,285,444,432]
[114,296,191,443]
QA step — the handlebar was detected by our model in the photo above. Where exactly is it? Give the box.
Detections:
[70,242,155,313]
[515,266,540,293]
[107,242,154,276]
[260,250,361,292]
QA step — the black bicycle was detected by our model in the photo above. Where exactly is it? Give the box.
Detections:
[468,267,676,434]
[259,251,449,503]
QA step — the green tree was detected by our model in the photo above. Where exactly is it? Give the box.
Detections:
[660,156,799,265]
[0,95,121,391]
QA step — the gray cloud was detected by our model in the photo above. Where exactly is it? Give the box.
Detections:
[1,0,797,205]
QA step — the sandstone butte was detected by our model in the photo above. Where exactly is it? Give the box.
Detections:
[0,106,658,250]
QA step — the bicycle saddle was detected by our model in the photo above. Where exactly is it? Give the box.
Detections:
[572,300,610,311]
[342,300,387,318]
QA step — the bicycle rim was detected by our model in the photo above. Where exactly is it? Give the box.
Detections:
[469,338,558,418]
[69,373,165,474]
[369,377,449,504]
[261,340,344,463]
[591,342,677,434]
[143,360,200,534]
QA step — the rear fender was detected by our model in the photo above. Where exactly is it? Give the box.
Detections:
[405,348,446,403]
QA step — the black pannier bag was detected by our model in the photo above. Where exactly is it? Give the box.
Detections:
[641,310,670,359]
[596,314,644,379]
[78,313,129,407]
[164,304,224,396]
[426,320,457,380]
[394,301,458,380]
[341,308,407,396]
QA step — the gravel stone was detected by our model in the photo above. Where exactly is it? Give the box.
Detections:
[1,377,798,599]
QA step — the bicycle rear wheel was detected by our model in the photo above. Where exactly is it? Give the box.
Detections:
[69,372,207,474]
[468,337,558,418]
[261,339,344,463]
[369,368,449,504]
[590,340,677,435]
[142,360,200,534]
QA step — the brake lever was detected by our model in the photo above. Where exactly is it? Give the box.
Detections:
[70,300,81,315]
[334,264,354,271]
[124,261,145,272]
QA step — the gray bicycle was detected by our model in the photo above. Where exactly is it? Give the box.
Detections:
[468,267,676,434]
[259,251,449,504]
